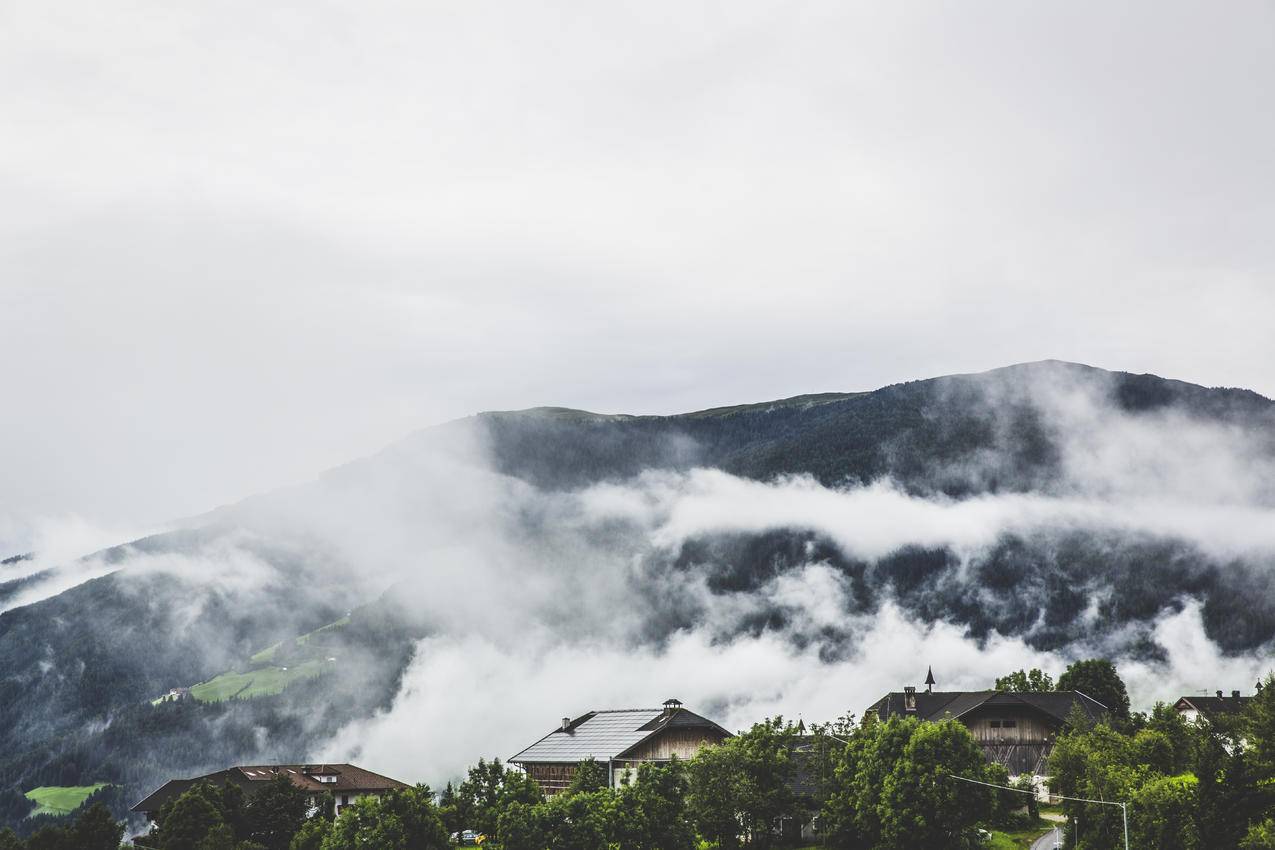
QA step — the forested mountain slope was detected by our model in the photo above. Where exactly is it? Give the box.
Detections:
[1,360,1273,831]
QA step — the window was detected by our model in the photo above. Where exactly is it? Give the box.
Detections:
[989,720,1001,728]
[1003,720,1017,728]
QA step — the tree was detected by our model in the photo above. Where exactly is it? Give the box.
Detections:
[321,786,447,850]
[158,784,229,849]
[983,762,1018,827]
[245,776,309,850]
[1011,775,1039,822]
[448,758,542,838]
[436,783,462,835]
[567,758,609,795]
[1196,726,1265,848]
[994,668,1054,693]
[688,717,799,850]
[0,829,21,850]
[876,719,993,849]
[1057,659,1131,721]
[495,800,546,850]
[540,790,615,850]
[1243,819,1275,850]
[195,822,239,850]
[687,740,744,849]
[1247,672,1275,782]
[1130,773,1199,850]
[24,828,69,850]
[70,803,126,850]
[289,817,332,850]
[612,761,694,850]
[821,717,992,850]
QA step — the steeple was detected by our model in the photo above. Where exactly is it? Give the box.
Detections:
[924,666,936,693]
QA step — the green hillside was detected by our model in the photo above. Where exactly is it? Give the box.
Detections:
[251,615,350,665]
[24,784,108,818]
[189,658,331,702]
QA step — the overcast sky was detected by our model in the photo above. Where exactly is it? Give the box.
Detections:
[2,0,1273,545]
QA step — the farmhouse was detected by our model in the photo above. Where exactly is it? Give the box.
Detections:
[866,670,1107,777]
[131,763,408,821]
[509,698,731,794]
[1174,690,1254,725]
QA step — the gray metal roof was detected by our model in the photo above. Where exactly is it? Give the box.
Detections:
[510,706,731,764]
[511,709,664,763]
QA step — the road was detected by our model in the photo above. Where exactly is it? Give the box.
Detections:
[1031,826,1063,850]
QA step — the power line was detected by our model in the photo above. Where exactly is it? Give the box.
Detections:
[946,774,1128,850]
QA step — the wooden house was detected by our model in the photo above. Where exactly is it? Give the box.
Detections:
[866,671,1107,777]
[509,698,731,794]
[1174,690,1253,725]
[131,763,409,821]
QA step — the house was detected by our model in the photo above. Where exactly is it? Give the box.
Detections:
[866,669,1107,778]
[131,763,409,821]
[1174,690,1253,726]
[509,698,731,794]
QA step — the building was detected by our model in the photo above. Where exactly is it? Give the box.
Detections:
[131,763,409,821]
[866,670,1107,777]
[509,698,731,794]
[1174,690,1254,725]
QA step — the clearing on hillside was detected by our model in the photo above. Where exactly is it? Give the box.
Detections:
[24,784,109,818]
[189,658,331,702]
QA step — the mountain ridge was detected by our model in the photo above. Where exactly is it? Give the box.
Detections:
[2,360,1274,832]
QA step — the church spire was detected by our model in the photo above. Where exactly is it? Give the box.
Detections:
[924,666,936,693]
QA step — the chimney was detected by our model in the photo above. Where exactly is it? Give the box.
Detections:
[560,717,571,732]
[1233,690,1241,699]
[904,686,917,712]
[1217,690,1224,698]
[662,698,683,716]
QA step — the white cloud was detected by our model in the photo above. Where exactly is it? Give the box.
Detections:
[2,1,1274,531]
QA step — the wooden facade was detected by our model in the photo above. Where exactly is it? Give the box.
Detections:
[963,709,1055,744]
[865,686,1107,780]
[620,726,725,761]
[523,763,578,795]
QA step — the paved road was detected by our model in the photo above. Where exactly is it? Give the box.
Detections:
[1031,826,1063,850]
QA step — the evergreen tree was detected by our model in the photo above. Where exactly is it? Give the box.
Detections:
[70,803,126,850]
[1057,659,1131,721]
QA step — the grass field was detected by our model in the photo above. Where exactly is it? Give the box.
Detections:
[250,616,350,665]
[987,822,1056,849]
[24,784,108,818]
[189,658,330,702]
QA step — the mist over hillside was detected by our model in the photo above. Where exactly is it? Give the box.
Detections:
[2,360,1274,830]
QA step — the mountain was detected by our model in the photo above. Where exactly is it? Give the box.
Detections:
[2,360,1274,831]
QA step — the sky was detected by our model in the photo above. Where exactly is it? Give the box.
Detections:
[2,0,1274,547]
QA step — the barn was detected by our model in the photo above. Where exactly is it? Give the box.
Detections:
[509,698,731,794]
[866,671,1108,777]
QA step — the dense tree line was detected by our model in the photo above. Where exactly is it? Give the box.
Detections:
[1049,673,1275,849]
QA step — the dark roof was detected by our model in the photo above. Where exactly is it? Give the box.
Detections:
[867,690,1107,725]
[131,763,409,814]
[1174,695,1253,720]
[510,706,731,764]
